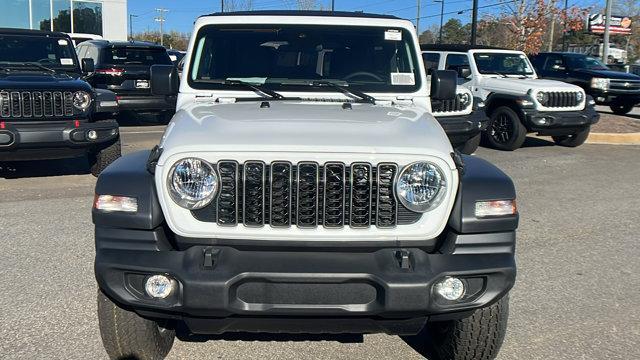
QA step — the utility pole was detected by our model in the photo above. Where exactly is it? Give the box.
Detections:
[416,0,421,34]
[470,0,478,45]
[435,0,445,43]
[602,0,613,63]
[561,0,568,51]
[221,0,224,13]
[155,8,168,46]
[332,0,335,11]
[129,14,138,41]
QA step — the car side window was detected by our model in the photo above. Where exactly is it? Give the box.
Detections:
[422,53,440,75]
[76,45,87,60]
[445,54,471,80]
[86,46,100,64]
[543,54,566,72]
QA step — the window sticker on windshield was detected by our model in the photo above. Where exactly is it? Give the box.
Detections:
[391,72,415,86]
[384,30,402,41]
[60,58,73,65]
[58,39,68,46]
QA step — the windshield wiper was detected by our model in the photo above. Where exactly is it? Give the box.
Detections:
[25,62,56,73]
[223,79,285,100]
[308,80,376,104]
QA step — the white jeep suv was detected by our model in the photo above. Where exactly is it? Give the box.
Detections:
[422,45,599,150]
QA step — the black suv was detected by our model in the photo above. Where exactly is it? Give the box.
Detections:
[76,40,176,119]
[531,52,640,115]
[0,28,120,176]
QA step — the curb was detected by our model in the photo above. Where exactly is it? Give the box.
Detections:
[586,132,640,145]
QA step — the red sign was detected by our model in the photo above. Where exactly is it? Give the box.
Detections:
[588,14,633,35]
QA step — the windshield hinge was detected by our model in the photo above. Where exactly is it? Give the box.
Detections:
[393,97,414,106]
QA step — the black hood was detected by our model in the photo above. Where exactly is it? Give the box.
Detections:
[573,68,640,81]
[0,71,92,92]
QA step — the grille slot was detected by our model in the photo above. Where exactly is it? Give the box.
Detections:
[191,161,422,228]
[542,91,579,108]
[0,89,77,119]
[431,93,470,113]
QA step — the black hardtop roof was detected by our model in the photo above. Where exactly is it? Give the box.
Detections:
[84,39,166,49]
[199,10,401,20]
[420,44,507,52]
[0,27,70,38]
[534,52,591,56]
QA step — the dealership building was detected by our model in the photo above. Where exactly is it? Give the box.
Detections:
[1,0,127,40]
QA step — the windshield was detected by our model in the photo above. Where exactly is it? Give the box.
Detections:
[104,47,172,66]
[564,55,609,71]
[0,34,78,69]
[473,52,534,76]
[188,25,421,93]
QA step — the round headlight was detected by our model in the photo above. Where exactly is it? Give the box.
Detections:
[72,91,91,110]
[168,158,218,210]
[535,92,549,105]
[459,92,471,107]
[576,91,584,102]
[396,161,446,213]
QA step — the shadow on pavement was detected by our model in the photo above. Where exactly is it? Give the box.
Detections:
[177,331,364,344]
[521,136,555,148]
[0,157,91,179]
[116,111,171,127]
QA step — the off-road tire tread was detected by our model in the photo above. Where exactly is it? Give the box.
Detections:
[552,126,590,147]
[610,103,634,115]
[428,295,509,360]
[90,139,121,177]
[97,290,175,360]
[456,133,481,154]
[485,106,526,151]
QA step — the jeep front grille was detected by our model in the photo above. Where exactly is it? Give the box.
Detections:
[192,161,421,228]
[0,90,75,119]
[539,91,580,108]
[431,93,471,113]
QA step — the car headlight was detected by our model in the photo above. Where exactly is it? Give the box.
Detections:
[535,91,549,105]
[591,78,610,90]
[396,161,447,213]
[72,91,91,110]
[576,91,584,102]
[458,92,471,107]
[168,158,219,210]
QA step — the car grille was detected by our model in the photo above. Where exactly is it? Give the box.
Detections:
[540,91,581,108]
[431,93,471,113]
[0,90,75,119]
[609,79,640,92]
[192,161,422,228]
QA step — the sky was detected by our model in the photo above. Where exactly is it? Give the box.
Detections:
[128,0,599,35]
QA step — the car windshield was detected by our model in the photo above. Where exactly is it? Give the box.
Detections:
[189,24,421,93]
[104,47,172,66]
[0,34,78,69]
[473,52,534,76]
[564,55,609,71]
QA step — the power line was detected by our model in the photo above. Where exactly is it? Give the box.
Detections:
[154,8,169,46]
[416,0,517,20]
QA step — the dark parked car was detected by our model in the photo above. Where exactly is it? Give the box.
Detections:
[531,52,640,115]
[0,28,120,176]
[166,49,185,65]
[76,40,176,119]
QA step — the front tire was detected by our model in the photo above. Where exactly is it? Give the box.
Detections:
[408,294,509,360]
[455,133,481,154]
[552,126,591,147]
[89,139,121,177]
[97,290,175,360]
[610,102,634,115]
[484,106,527,151]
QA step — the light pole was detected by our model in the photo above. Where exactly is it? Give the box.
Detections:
[561,0,568,51]
[155,8,168,46]
[331,0,335,11]
[602,0,613,63]
[416,0,421,35]
[435,0,445,43]
[470,0,478,45]
[221,0,224,13]
[129,14,138,41]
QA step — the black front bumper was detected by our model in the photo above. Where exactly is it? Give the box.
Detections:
[116,94,176,112]
[95,231,516,335]
[524,105,600,136]
[589,89,640,105]
[0,119,119,161]
[435,109,489,145]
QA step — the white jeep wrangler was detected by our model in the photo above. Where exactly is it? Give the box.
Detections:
[93,11,518,360]
[422,45,599,150]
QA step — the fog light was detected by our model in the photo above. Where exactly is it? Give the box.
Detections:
[434,277,465,301]
[145,275,174,299]
[87,130,98,140]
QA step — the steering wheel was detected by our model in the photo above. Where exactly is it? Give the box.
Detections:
[344,71,383,82]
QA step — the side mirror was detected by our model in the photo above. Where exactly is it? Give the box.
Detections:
[431,70,457,100]
[459,66,472,79]
[151,64,179,96]
[81,58,95,73]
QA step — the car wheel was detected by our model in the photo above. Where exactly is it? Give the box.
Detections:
[610,103,634,115]
[455,133,481,155]
[552,126,590,147]
[97,290,175,360]
[406,294,509,360]
[89,139,121,177]
[484,106,527,151]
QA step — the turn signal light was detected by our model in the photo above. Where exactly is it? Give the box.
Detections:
[93,195,138,213]
[475,200,517,218]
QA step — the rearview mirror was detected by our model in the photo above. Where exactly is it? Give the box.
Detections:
[458,65,472,79]
[81,58,95,73]
[430,70,457,100]
[151,64,179,96]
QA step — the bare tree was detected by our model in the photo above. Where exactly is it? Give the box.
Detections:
[224,0,253,11]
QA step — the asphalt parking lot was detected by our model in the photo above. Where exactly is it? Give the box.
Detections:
[1,125,639,360]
